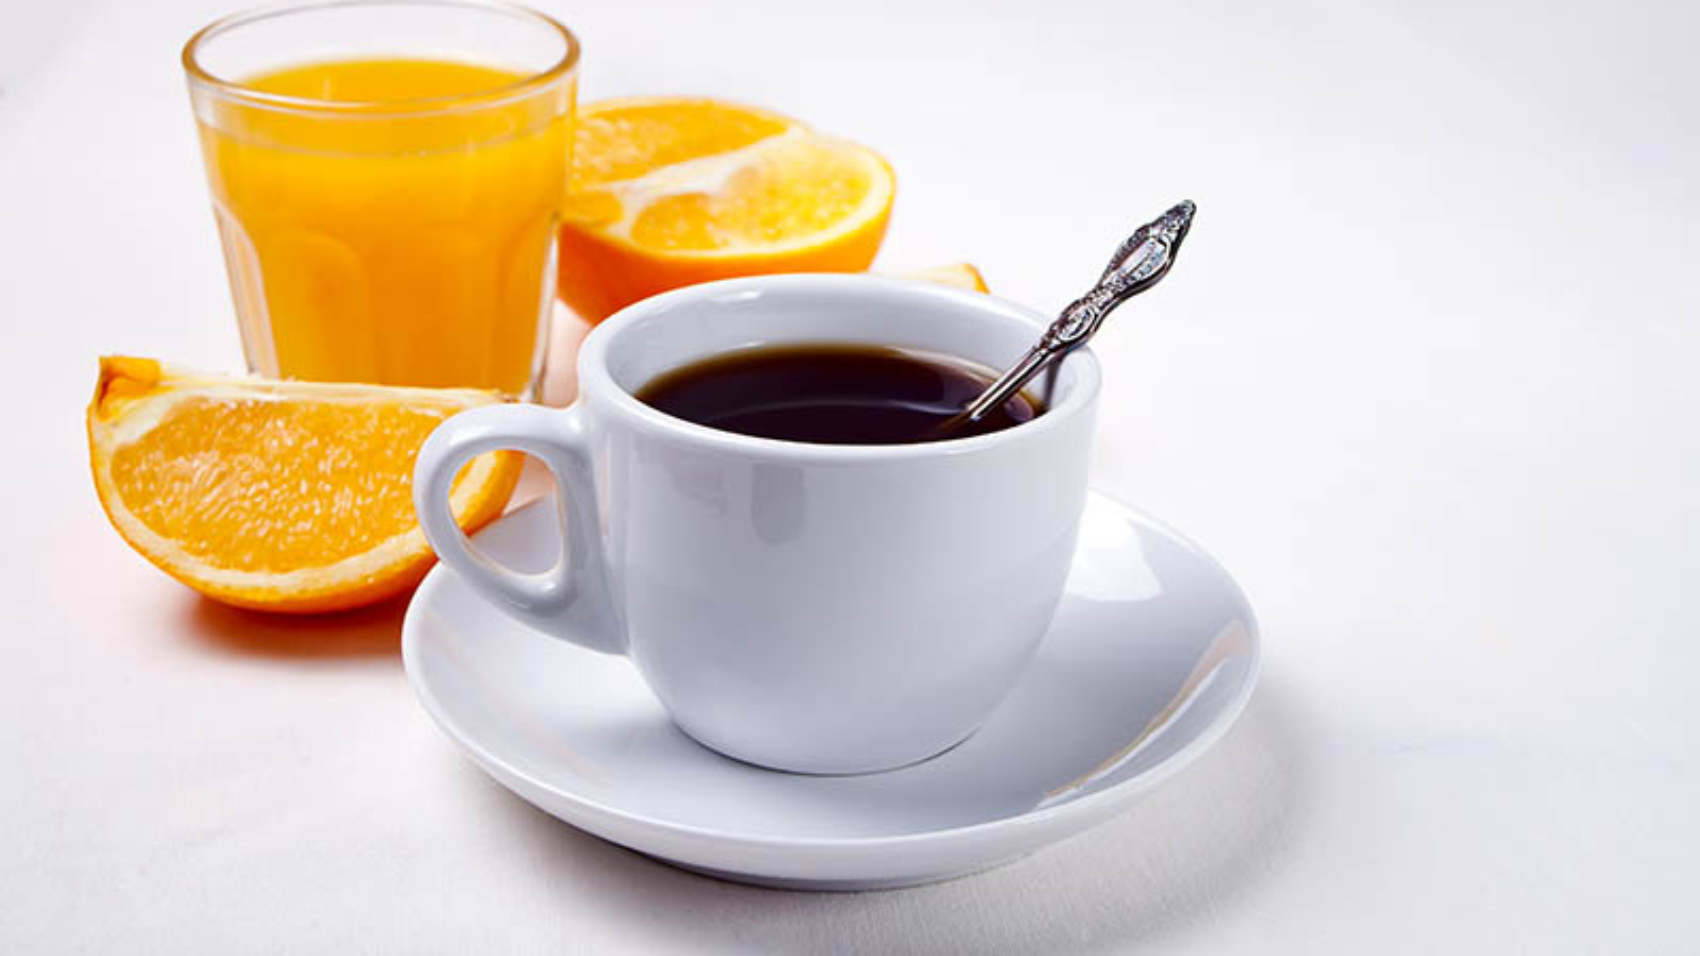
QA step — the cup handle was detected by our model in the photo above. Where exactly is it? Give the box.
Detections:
[413,403,622,654]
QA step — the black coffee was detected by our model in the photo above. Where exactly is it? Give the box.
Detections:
[634,345,1043,445]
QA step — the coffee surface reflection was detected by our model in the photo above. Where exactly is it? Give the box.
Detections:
[634,345,1043,445]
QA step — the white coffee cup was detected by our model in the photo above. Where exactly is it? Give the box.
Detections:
[414,275,1100,774]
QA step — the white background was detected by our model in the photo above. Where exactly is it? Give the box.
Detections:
[4,0,1698,951]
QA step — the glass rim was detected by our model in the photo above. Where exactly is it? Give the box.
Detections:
[182,0,579,117]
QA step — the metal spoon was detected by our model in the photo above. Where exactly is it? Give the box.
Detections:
[935,200,1196,435]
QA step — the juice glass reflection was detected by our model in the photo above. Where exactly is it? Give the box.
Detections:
[183,1,578,395]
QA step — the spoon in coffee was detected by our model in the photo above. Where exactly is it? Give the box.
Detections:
[931,200,1196,437]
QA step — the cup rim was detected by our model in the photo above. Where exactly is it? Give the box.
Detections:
[181,0,580,117]
[577,274,1102,462]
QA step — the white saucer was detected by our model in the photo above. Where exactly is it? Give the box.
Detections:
[402,490,1260,890]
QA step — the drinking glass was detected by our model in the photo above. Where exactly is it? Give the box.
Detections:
[183,0,578,396]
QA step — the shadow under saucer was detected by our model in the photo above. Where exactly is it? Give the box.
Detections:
[455,680,1310,956]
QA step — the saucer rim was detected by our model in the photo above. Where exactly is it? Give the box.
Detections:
[401,488,1261,853]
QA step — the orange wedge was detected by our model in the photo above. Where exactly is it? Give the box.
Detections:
[558,97,895,321]
[87,357,522,613]
[900,262,989,293]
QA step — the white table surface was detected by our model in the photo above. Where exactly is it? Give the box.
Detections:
[4,0,1697,951]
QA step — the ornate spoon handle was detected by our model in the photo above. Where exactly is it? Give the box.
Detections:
[948,200,1196,427]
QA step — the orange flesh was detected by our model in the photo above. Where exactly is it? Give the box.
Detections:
[108,395,464,573]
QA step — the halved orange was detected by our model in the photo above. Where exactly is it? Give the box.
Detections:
[87,357,522,613]
[558,97,895,321]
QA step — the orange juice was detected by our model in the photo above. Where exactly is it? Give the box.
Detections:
[193,58,572,394]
